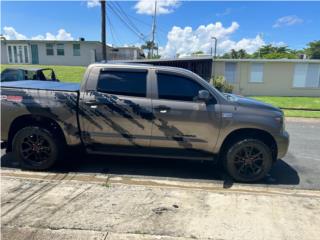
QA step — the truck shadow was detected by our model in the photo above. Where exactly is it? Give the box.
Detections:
[1,151,300,188]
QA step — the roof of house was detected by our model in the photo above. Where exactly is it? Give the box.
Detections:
[122,56,320,64]
[215,58,320,63]
[1,39,101,44]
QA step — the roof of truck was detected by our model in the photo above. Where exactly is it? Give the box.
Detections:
[89,63,198,76]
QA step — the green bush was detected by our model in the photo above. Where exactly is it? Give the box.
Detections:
[210,76,234,93]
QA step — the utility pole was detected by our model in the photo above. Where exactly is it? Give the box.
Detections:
[211,36,217,59]
[211,36,218,78]
[150,0,157,58]
[100,0,107,62]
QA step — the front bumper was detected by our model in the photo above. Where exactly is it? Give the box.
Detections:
[275,130,290,159]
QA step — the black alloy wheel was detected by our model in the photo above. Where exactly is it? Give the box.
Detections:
[12,126,63,170]
[224,139,273,182]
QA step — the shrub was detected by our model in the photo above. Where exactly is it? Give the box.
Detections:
[210,75,234,93]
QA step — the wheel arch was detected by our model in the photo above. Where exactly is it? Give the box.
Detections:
[219,128,278,161]
[7,114,67,152]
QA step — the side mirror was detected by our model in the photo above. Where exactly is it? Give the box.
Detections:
[198,90,210,101]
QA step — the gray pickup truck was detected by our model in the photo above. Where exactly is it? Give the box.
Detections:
[0,63,289,182]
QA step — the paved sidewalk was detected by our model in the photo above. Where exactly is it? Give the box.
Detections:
[1,170,320,240]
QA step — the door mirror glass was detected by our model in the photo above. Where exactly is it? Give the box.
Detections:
[198,90,210,101]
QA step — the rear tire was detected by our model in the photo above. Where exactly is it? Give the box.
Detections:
[12,126,63,170]
[223,138,273,182]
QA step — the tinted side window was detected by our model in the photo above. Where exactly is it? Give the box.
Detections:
[0,70,23,82]
[97,71,147,97]
[157,73,205,101]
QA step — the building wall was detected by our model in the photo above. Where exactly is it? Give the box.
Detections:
[214,60,320,97]
[36,42,101,66]
[1,40,144,66]
[1,42,7,64]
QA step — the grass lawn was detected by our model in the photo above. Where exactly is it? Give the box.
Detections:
[251,96,320,118]
[1,64,86,83]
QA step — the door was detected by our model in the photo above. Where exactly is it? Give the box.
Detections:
[79,69,153,151]
[151,72,220,154]
[31,44,39,64]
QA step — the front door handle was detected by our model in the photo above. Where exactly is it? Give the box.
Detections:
[155,105,171,113]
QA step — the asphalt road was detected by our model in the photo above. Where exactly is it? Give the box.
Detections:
[1,119,320,190]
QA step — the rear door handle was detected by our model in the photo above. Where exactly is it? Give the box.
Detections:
[155,105,171,113]
[84,100,100,109]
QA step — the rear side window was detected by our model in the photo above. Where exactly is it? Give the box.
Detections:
[0,69,23,82]
[157,73,205,101]
[97,71,147,97]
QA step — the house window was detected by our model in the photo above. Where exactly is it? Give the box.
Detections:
[8,46,13,63]
[293,63,320,88]
[57,44,65,56]
[225,62,237,83]
[18,46,23,63]
[13,46,18,63]
[73,44,80,56]
[7,45,29,64]
[24,46,29,63]
[250,63,264,83]
[46,43,54,56]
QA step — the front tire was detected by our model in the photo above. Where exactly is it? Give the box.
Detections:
[12,126,63,170]
[223,139,273,182]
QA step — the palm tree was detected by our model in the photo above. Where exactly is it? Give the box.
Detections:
[238,49,247,59]
[141,41,158,59]
[230,49,238,59]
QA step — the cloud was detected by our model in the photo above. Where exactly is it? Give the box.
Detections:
[135,0,180,15]
[273,15,303,28]
[216,8,232,17]
[87,0,100,8]
[2,27,74,40]
[31,29,74,40]
[159,21,266,58]
[2,26,27,40]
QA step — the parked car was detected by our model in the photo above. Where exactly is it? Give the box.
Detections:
[0,67,59,82]
[0,63,289,182]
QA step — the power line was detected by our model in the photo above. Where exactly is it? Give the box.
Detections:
[107,2,146,41]
[106,12,122,46]
[113,2,142,36]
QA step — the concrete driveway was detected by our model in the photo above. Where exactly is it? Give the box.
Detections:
[1,118,320,190]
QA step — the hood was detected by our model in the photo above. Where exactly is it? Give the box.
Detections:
[224,94,281,112]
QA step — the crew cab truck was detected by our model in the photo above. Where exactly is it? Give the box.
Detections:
[0,63,289,182]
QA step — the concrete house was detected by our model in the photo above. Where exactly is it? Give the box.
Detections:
[127,57,320,97]
[1,39,145,66]
[214,59,320,97]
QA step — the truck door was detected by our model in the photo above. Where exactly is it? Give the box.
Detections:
[150,71,220,155]
[79,68,154,152]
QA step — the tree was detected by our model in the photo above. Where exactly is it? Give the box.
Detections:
[238,49,247,59]
[230,49,238,59]
[263,52,297,59]
[141,41,158,59]
[192,51,204,55]
[252,44,298,59]
[305,40,320,59]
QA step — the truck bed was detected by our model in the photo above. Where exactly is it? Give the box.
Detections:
[0,80,80,92]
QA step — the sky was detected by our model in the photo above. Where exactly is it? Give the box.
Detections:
[1,0,320,58]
